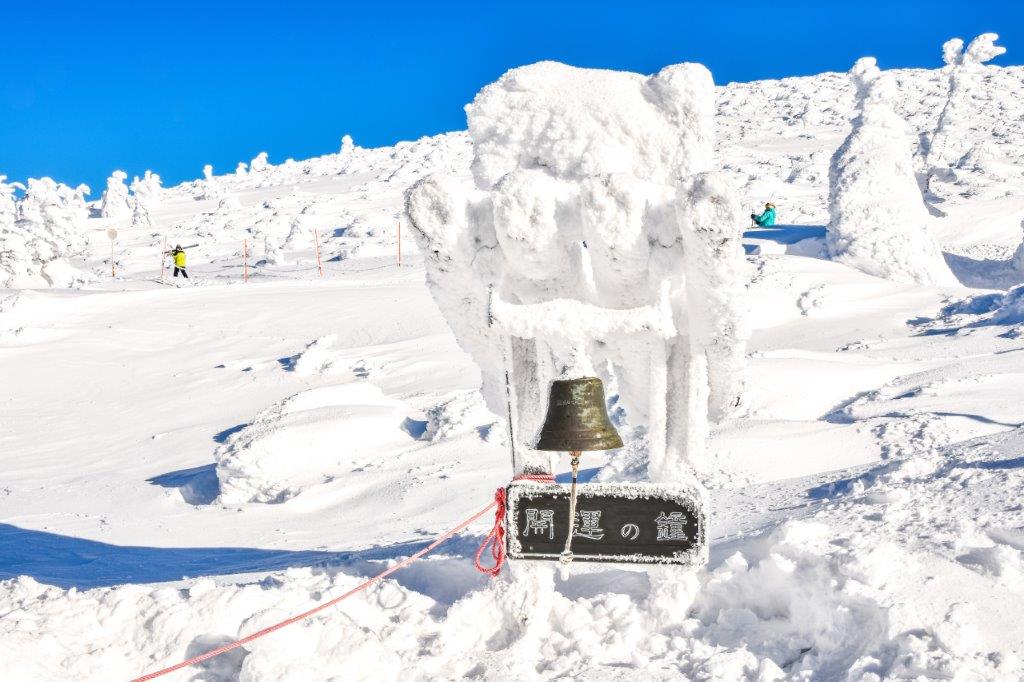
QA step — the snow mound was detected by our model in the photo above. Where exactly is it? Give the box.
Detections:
[215,383,410,504]
[422,390,497,443]
[917,283,1024,337]
[5,514,1017,679]
[291,335,339,376]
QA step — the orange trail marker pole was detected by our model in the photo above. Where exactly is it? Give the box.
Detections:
[243,239,249,283]
[313,229,324,277]
[111,240,116,278]
[160,236,166,281]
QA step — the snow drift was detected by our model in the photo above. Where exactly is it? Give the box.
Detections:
[215,383,411,505]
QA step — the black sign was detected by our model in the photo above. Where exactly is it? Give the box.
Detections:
[505,481,705,565]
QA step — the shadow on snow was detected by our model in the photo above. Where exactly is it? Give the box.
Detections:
[0,523,494,599]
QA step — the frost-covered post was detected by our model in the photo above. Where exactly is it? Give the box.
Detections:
[100,170,131,219]
[925,34,1006,187]
[408,62,746,481]
[827,58,956,286]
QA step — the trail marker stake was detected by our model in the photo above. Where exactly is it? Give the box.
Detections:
[159,236,167,281]
[313,229,324,277]
[106,228,118,278]
[243,239,249,283]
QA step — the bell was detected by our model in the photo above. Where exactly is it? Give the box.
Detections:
[535,377,623,451]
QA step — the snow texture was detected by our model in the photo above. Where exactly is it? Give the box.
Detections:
[827,58,957,286]
[215,383,410,505]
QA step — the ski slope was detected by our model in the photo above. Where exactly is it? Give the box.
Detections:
[2,62,1024,679]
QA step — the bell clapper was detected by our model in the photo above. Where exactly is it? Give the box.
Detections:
[559,450,582,569]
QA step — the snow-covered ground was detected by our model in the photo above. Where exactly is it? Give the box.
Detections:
[2,59,1024,680]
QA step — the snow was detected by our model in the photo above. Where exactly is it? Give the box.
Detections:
[214,383,412,505]
[827,58,956,285]
[2,47,1024,680]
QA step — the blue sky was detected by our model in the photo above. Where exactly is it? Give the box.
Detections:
[1,1,1020,194]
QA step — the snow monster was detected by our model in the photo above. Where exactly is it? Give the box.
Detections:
[406,61,748,484]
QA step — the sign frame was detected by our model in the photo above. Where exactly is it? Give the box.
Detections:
[505,480,706,566]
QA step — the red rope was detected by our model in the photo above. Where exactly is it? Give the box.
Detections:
[131,500,498,681]
[474,474,555,578]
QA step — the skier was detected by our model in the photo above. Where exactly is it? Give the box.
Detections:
[751,202,777,227]
[168,244,189,279]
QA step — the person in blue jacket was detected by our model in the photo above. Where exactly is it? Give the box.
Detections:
[751,202,776,226]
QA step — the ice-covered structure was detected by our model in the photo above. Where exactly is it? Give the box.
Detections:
[827,58,957,286]
[406,61,748,481]
[100,170,130,219]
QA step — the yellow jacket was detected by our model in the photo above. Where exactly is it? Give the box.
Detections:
[173,250,186,267]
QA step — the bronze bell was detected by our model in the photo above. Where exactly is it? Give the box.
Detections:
[535,377,623,451]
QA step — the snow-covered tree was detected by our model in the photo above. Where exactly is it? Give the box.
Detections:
[100,170,131,219]
[0,176,19,227]
[3,177,89,286]
[130,199,153,231]
[407,61,747,481]
[130,170,162,203]
[235,162,248,176]
[0,177,28,287]
[926,34,1006,176]
[129,171,161,229]
[66,184,91,224]
[250,152,270,173]
[199,164,223,200]
[827,58,957,286]
[340,134,355,156]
